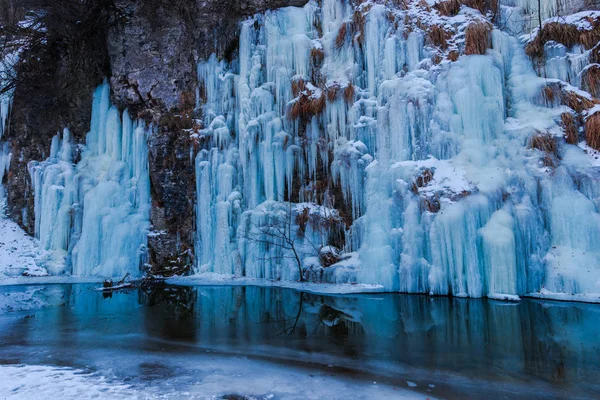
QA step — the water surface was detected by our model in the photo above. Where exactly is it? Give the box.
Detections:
[0,283,598,399]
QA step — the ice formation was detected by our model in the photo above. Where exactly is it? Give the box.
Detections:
[28,82,151,277]
[0,52,15,212]
[192,0,600,299]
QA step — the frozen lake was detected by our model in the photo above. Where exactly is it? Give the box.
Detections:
[0,283,598,399]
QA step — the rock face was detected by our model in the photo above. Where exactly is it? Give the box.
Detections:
[5,0,112,233]
[3,0,308,272]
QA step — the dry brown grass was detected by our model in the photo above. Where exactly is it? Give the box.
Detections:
[486,0,499,18]
[542,85,555,104]
[421,196,441,213]
[525,18,600,59]
[434,0,497,16]
[336,22,347,49]
[326,83,340,102]
[448,49,459,61]
[417,0,431,11]
[561,112,578,144]
[582,64,600,98]
[429,24,450,50]
[343,83,355,103]
[352,9,366,45]
[580,25,600,49]
[541,82,599,112]
[462,0,485,12]
[530,131,558,155]
[291,77,307,97]
[561,90,597,113]
[310,94,327,116]
[434,0,461,16]
[289,92,326,121]
[388,0,409,9]
[464,22,490,55]
[590,43,600,64]
[310,47,324,67]
[525,22,580,58]
[585,112,600,150]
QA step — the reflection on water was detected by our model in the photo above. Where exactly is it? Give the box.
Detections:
[0,283,599,398]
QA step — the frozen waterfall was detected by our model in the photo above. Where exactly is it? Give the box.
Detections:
[29,82,151,277]
[191,0,600,299]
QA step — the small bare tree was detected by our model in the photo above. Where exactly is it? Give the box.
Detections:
[240,201,324,283]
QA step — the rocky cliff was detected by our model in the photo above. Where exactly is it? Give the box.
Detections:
[2,0,600,300]
[2,0,307,272]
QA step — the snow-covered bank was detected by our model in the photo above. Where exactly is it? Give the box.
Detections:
[167,272,385,295]
[0,216,48,283]
[167,273,600,303]
[527,290,600,304]
[0,365,135,399]
[0,361,432,400]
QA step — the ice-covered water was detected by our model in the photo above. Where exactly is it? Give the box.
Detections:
[0,284,598,399]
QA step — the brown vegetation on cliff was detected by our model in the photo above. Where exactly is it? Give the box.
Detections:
[585,112,600,150]
[525,16,600,59]
[582,65,600,98]
[464,21,491,55]
[433,0,497,17]
[429,24,450,49]
[561,112,578,144]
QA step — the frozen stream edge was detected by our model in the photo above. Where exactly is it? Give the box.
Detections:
[1,214,599,303]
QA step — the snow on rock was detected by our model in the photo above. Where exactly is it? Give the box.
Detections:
[543,10,600,30]
[392,158,473,199]
[0,215,48,282]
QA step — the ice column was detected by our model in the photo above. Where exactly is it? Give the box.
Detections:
[29,82,151,277]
